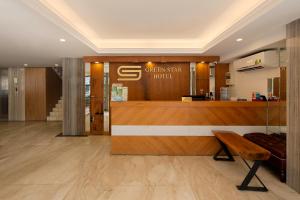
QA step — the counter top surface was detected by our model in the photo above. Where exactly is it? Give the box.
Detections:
[111,100,282,107]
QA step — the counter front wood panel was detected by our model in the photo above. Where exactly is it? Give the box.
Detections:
[111,101,286,126]
[111,136,220,155]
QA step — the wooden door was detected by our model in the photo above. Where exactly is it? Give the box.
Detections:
[25,68,47,120]
[90,63,104,134]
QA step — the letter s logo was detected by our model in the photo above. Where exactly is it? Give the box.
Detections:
[117,66,142,81]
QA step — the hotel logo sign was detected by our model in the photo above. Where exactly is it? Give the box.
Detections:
[117,66,142,81]
[117,64,183,81]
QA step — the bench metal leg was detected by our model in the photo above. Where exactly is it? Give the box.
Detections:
[213,139,235,161]
[237,160,268,192]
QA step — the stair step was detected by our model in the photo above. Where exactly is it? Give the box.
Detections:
[55,104,62,109]
[47,97,64,121]
[53,107,62,112]
[47,116,63,121]
[50,112,62,117]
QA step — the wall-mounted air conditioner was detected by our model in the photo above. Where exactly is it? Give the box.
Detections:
[233,51,279,72]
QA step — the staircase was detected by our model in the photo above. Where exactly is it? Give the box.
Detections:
[47,97,63,121]
[52,67,62,79]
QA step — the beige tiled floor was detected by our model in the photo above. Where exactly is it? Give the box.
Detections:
[0,122,299,200]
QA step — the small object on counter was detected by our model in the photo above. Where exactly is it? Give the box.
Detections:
[182,97,192,102]
[268,96,280,101]
[111,83,128,102]
[260,95,267,101]
[252,92,256,101]
[230,97,238,101]
[209,92,214,100]
[182,95,206,101]
[220,87,231,100]
[122,87,128,101]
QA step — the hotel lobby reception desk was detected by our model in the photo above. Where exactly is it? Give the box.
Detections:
[111,101,285,155]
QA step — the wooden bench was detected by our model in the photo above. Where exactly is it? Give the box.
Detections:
[213,130,271,192]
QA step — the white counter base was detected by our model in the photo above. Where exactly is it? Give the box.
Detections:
[111,125,274,136]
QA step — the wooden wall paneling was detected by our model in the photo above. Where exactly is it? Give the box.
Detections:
[273,77,280,98]
[286,19,300,193]
[84,56,220,63]
[46,68,62,116]
[8,68,25,121]
[25,68,46,121]
[90,63,104,134]
[109,62,190,101]
[62,58,85,136]
[196,63,209,95]
[144,62,190,100]
[109,62,146,100]
[215,63,229,100]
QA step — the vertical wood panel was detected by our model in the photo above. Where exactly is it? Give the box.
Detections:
[196,63,209,95]
[90,63,104,134]
[145,63,190,100]
[109,62,146,100]
[280,67,287,100]
[8,68,25,121]
[63,58,85,136]
[287,19,300,193]
[215,63,229,100]
[25,68,46,121]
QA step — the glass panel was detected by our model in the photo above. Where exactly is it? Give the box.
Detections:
[0,69,8,121]
[85,63,91,132]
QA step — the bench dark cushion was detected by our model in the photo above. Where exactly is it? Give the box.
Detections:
[243,133,286,159]
[243,132,286,182]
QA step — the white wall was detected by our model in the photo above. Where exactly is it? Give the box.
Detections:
[229,63,280,100]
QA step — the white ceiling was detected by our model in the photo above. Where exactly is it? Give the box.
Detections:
[205,0,300,61]
[24,0,277,52]
[0,0,96,67]
[0,0,300,67]
[59,0,250,39]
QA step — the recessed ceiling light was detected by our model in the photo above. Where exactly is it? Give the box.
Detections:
[94,61,99,64]
[54,64,59,67]
[200,61,205,64]
[236,38,243,42]
[24,64,28,67]
[59,38,66,42]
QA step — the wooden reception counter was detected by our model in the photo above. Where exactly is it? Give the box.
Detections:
[111,101,285,155]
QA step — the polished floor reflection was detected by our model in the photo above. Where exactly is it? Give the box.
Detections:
[0,122,299,200]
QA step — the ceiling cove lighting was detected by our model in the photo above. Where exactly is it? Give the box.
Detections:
[236,38,243,42]
[59,38,66,42]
